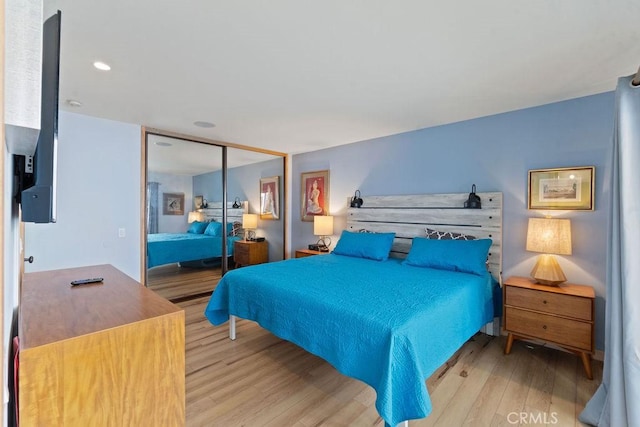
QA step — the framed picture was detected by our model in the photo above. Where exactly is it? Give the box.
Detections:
[163,192,185,215]
[301,170,329,221]
[194,195,204,210]
[260,176,280,220]
[528,166,595,210]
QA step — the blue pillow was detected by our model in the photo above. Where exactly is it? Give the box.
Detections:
[204,221,223,236]
[332,230,396,261]
[402,237,492,276]
[187,221,208,234]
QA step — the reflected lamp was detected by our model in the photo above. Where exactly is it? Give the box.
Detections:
[242,213,258,241]
[187,211,204,223]
[526,217,572,286]
[314,215,334,252]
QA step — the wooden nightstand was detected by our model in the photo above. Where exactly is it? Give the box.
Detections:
[295,249,329,258]
[234,240,268,267]
[503,276,595,379]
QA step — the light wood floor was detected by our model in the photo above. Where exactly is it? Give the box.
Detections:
[178,296,602,427]
[147,264,222,301]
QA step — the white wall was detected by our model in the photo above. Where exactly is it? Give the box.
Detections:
[24,111,142,280]
[3,145,20,426]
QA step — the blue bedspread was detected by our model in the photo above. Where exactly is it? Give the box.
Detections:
[147,233,239,268]
[205,254,494,425]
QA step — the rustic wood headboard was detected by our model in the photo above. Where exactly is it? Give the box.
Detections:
[198,201,248,224]
[346,192,503,283]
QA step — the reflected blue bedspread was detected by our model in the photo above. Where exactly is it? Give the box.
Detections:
[205,254,494,425]
[147,233,239,268]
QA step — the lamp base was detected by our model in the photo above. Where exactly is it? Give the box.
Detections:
[530,254,567,286]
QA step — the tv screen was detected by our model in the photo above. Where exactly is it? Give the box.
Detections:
[20,11,61,223]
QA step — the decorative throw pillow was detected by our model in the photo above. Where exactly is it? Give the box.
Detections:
[187,221,208,234]
[333,230,396,261]
[228,221,243,237]
[425,228,476,241]
[403,237,492,276]
[204,221,223,236]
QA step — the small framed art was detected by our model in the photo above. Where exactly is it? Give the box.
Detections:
[301,170,329,221]
[163,192,185,215]
[260,176,280,220]
[528,166,595,210]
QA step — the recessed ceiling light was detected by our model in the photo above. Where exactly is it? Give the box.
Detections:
[66,99,82,107]
[93,61,111,71]
[154,141,172,147]
[193,121,215,128]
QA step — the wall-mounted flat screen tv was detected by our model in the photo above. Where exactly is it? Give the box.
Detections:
[16,10,61,223]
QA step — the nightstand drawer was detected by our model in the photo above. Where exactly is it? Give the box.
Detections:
[505,285,592,321]
[505,307,592,351]
[234,240,268,267]
[234,243,249,257]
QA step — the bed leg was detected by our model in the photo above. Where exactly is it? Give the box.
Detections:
[229,315,236,340]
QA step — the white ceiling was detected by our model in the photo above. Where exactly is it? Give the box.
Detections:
[54,1,640,156]
[147,134,281,175]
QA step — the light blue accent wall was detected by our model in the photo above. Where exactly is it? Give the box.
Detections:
[24,111,142,280]
[292,92,614,350]
[193,170,222,204]
[193,157,285,261]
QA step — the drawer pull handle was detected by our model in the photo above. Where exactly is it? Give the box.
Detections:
[543,300,547,304]
[543,325,547,330]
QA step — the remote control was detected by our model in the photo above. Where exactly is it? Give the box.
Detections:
[70,277,104,286]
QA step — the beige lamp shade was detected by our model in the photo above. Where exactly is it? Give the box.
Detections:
[187,211,204,223]
[242,213,258,230]
[526,217,572,285]
[526,218,572,255]
[314,215,334,236]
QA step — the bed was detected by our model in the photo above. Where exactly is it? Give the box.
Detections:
[204,191,503,425]
[147,233,240,268]
[146,200,247,269]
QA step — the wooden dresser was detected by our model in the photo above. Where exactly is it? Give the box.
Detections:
[234,240,268,267]
[503,275,595,379]
[19,264,185,426]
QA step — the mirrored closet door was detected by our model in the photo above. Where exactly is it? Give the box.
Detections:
[226,147,285,266]
[143,130,286,302]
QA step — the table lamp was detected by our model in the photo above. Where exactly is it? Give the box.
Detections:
[526,217,572,286]
[242,213,258,241]
[314,215,334,252]
[187,211,204,223]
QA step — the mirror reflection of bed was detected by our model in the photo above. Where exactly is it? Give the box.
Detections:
[146,200,247,300]
[144,133,286,301]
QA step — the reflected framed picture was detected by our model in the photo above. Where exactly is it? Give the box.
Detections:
[528,166,595,210]
[301,170,329,221]
[163,192,185,215]
[194,195,204,210]
[260,176,280,220]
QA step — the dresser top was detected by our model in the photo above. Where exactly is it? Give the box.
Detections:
[504,275,595,299]
[19,264,182,349]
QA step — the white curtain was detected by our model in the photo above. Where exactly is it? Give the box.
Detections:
[147,182,160,234]
[580,75,640,426]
